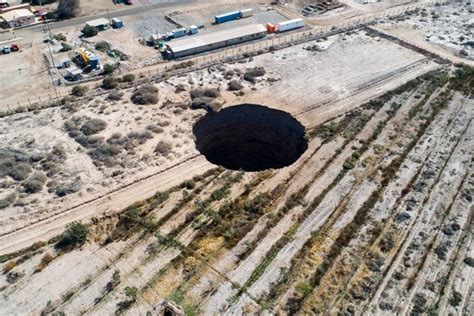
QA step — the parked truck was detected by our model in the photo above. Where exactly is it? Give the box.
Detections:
[277,18,304,32]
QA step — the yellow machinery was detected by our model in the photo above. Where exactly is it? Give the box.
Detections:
[77,48,95,64]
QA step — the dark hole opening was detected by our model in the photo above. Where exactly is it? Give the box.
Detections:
[193,104,308,172]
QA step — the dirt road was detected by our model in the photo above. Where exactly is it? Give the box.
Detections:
[0,155,213,256]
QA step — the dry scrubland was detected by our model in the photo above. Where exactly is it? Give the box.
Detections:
[377,0,473,61]
[0,15,473,316]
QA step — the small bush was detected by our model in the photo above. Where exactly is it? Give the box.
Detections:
[101,77,120,90]
[60,42,72,52]
[190,88,220,99]
[53,33,67,41]
[154,141,172,156]
[34,253,54,273]
[127,130,153,144]
[3,260,16,274]
[95,41,111,52]
[131,84,159,105]
[80,118,107,136]
[175,84,186,93]
[23,172,47,194]
[103,64,116,75]
[146,124,164,134]
[228,80,243,91]
[9,162,32,181]
[55,221,88,250]
[0,192,16,209]
[107,91,124,101]
[191,97,222,112]
[116,286,138,313]
[122,74,135,82]
[244,67,266,84]
[71,85,88,97]
[82,25,98,37]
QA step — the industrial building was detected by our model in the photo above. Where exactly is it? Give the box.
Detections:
[165,24,267,59]
[0,8,35,28]
[85,18,110,31]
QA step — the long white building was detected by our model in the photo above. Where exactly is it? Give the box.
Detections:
[165,24,267,59]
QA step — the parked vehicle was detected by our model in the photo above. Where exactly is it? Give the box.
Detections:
[2,46,11,54]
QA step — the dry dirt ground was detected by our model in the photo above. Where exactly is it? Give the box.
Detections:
[374,0,474,64]
[0,1,473,315]
[1,18,473,314]
[0,30,436,239]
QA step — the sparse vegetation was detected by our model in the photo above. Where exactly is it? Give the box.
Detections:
[57,0,80,19]
[116,286,138,313]
[107,91,124,101]
[71,85,88,97]
[55,222,88,250]
[131,84,159,105]
[228,80,244,91]
[243,67,266,84]
[81,25,98,37]
[122,74,135,82]
[102,77,120,90]
[154,141,172,156]
[103,64,117,75]
[189,88,222,112]
[34,253,54,273]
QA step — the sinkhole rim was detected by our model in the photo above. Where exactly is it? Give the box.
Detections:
[192,104,308,172]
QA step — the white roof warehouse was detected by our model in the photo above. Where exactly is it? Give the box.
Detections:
[165,24,267,59]
[0,8,35,28]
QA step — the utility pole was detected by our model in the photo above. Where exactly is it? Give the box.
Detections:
[44,20,59,98]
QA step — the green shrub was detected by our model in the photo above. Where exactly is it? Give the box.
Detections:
[131,84,159,105]
[103,64,116,75]
[55,222,88,250]
[71,85,88,97]
[122,74,135,82]
[154,141,172,156]
[95,41,111,52]
[80,118,107,136]
[60,42,71,52]
[81,25,98,37]
[101,77,120,90]
[243,67,266,84]
[53,33,67,41]
[107,91,124,101]
[190,88,220,99]
[228,80,243,91]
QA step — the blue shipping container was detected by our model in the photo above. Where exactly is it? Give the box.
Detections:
[214,11,240,24]
[89,56,100,69]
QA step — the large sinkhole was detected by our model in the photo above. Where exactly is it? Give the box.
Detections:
[193,104,308,172]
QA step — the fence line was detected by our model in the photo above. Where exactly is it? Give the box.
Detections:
[0,0,448,116]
